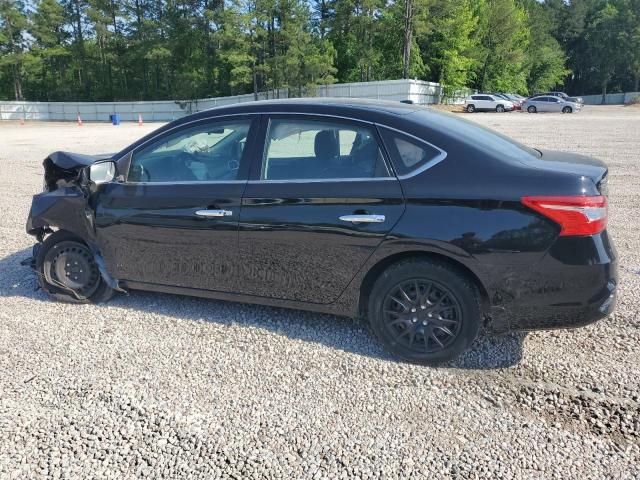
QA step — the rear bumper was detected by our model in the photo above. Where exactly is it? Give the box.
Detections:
[486,231,617,333]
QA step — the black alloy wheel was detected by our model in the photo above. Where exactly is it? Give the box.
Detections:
[382,279,462,354]
[368,259,481,365]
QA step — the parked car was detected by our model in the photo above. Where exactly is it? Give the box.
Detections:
[494,93,523,110]
[530,92,583,104]
[523,95,582,113]
[24,98,616,365]
[464,94,514,112]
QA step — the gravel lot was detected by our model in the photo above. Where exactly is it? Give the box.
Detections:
[1,106,639,479]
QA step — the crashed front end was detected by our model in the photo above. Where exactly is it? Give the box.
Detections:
[27,151,109,239]
[24,151,122,291]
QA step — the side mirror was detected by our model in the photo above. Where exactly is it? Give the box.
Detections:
[89,161,116,184]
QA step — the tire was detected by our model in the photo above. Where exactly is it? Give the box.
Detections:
[562,106,572,113]
[367,258,481,366]
[496,104,505,113]
[466,104,476,113]
[527,105,537,113]
[36,230,115,304]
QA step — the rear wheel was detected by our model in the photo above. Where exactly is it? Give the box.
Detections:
[496,104,505,113]
[36,230,114,303]
[562,106,572,113]
[527,105,537,113]
[466,104,476,113]
[368,259,481,365]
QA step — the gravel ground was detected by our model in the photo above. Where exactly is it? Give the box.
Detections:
[0,106,639,479]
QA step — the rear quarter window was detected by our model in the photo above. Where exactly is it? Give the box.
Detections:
[379,128,445,178]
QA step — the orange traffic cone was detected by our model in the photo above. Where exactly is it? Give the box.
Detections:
[20,117,25,126]
[138,113,143,126]
[77,114,83,127]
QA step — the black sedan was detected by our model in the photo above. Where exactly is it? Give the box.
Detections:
[25,99,617,365]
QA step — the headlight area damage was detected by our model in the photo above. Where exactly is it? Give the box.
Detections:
[23,151,125,298]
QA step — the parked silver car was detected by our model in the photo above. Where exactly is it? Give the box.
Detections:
[522,96,582,113]
[530,92,583,104]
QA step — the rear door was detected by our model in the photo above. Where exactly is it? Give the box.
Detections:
[94,116,258,292]
[546,97,559,111]
[470,95,483,109]
[538,97,552,112]
[237,114,405,304]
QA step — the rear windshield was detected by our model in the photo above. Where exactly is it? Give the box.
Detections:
[410,109,541,161]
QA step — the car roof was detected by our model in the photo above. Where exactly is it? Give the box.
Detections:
[188,97,422,121]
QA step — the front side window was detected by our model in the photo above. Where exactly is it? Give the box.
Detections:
[128,120,251,182]
[380,129,445,177]
[260,119,390,180]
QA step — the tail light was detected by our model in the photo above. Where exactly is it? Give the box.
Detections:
[521,195,607,236]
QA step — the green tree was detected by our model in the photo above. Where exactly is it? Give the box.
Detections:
[0,0,29,100]
[522,0,569,94]
[419,0,478,97]
[584,1,624,101]
[30,0,70,100]
[474,0,529,93]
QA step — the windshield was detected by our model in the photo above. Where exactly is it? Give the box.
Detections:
[411,109,541,161]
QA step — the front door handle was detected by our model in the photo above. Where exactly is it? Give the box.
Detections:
[195,209,232,218]
[339,214,385,223]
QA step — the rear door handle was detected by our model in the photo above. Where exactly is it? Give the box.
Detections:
[195,209,232,218]
[339,214,385,223]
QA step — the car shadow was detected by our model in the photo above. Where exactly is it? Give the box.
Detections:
[0,247,525,369]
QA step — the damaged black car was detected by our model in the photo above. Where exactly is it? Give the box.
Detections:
[25,99,617,365]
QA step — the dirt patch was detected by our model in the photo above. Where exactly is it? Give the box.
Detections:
[515,383,640,443]
[429,104,464,113]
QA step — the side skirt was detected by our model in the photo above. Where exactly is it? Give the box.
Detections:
[121,280,354,318]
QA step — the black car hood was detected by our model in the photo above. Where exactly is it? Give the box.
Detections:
[47,151,114,170]
[43,151,114,191]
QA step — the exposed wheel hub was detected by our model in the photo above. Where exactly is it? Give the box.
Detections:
[51,244,100,296]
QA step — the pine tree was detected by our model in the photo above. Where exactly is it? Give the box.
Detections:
[0,0,29,100]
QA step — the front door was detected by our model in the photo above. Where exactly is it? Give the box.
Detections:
[548,97,563,112]
[94,116,258,292]
[237,115,405,304]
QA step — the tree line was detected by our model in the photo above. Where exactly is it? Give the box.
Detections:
[1,0,639,102]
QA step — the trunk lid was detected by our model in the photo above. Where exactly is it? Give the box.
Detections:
[528,149,608,195]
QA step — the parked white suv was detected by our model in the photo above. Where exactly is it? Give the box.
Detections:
[465,94,514,113]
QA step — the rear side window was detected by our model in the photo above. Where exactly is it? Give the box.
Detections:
[379,128,445,177]
[260,118,390,180]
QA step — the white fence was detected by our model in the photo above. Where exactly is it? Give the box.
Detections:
[581,92,640,105]
[0,79,469,122]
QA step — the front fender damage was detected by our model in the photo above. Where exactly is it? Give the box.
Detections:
[25,152,125,293]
